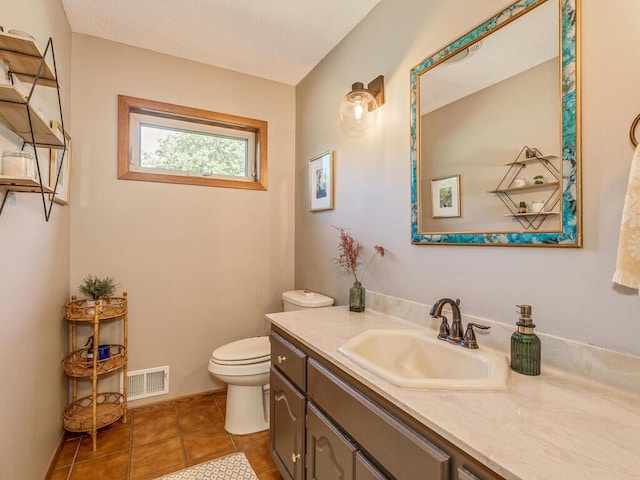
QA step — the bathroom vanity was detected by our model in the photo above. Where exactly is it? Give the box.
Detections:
[267,306,640,480]
[270,328,498,480]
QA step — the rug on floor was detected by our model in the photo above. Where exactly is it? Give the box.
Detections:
[155,452,258,480]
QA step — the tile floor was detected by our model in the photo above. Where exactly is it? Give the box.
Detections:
[50,391,283,480]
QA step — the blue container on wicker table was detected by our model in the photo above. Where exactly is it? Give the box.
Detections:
[98,344,110,360]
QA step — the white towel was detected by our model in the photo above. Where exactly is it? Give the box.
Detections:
[613,143,640,293]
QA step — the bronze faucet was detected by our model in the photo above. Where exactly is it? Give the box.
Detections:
[430,298,489,348]
[429,298,463,344]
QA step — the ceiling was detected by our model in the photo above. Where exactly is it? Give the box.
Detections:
[420,0,558,114]
[61,0,382,86]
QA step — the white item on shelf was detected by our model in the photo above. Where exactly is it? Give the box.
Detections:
[530,201,545,213]
[1,150,35,179]
[7,30,35,41]
[12,77,32,98]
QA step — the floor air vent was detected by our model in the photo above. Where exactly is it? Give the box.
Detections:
[122,366,169,401]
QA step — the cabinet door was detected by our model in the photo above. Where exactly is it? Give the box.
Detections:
[307,403,357,480]
[271,367,306,480]
[355,452,389,480]
[457,467,481,480]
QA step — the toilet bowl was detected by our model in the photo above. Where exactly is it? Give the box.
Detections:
[208,290,333,435]
[208,336,271,435]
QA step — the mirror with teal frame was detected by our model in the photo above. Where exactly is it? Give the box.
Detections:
[410,0,581,246]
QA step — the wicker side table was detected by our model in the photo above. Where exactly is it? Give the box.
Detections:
[63,293,128,451]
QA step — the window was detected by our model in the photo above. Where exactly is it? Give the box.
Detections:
[118,95,267,190]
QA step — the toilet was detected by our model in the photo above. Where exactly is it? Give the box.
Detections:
[208,336,271,435]
[281,289,334,312]
[208,290,333,435]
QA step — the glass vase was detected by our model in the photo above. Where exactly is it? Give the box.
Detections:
[349,281,365,312]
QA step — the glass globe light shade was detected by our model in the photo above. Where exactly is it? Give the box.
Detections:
[340,83,379,136]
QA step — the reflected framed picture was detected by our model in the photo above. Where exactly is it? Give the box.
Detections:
[49,120,71,205]
[309,151,334,212]
[431,175,460,218]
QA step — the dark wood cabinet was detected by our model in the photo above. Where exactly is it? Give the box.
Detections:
[270,332,308,480]
[270,327,504,480]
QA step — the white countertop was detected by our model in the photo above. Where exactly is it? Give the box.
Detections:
[266,306,640,480]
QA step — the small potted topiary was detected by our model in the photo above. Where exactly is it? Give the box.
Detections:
[78,275,119,305]
[533,174,545,185]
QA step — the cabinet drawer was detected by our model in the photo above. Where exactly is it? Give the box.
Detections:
[271,332,307,390]
[307,402,357,480]
[308,359,450,480]
[270,367,306,480]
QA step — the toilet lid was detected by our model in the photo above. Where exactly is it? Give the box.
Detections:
[211,336,270,365]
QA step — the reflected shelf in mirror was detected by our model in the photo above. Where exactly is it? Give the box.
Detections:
[488,182,560,194]
[490,146,562,231]
[505,154,558,166]
[506,212,559,217]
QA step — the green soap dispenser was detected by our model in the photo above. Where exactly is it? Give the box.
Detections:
[510,304,541,376]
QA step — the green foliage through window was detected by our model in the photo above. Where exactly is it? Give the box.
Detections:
[140,125,249,177]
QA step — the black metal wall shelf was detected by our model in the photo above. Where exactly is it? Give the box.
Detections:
[0,31,67,221]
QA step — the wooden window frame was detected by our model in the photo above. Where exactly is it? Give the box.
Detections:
[117,95,268,190]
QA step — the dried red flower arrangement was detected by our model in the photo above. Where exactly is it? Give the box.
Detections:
[334,226,385,283]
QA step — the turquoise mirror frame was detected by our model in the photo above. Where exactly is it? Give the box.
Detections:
[410,0,581,246]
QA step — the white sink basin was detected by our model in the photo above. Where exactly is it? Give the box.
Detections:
[338,329,508,391]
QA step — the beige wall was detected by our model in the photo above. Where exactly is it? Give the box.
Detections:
[69,35,296,401]
[421,59,559,232]
[4,0,639,475]
[0,1,71,478]
[295,0,640,356]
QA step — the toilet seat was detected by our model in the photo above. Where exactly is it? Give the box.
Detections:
[211,336,270,366]
[208,336,271,378]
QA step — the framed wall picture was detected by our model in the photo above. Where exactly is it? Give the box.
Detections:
[431,175,461,218]
[309,151,334,212]
[49,120,71,205]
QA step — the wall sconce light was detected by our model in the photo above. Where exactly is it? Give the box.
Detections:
[339,75,385,136]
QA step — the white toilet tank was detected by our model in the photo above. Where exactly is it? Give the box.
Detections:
[282,290,333,311]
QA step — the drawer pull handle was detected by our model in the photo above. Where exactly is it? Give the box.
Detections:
[291,452,300,463]
[277,355,287,364]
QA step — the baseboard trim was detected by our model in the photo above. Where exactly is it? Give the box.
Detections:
[127,388,227,416]
[44,432,65,480]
